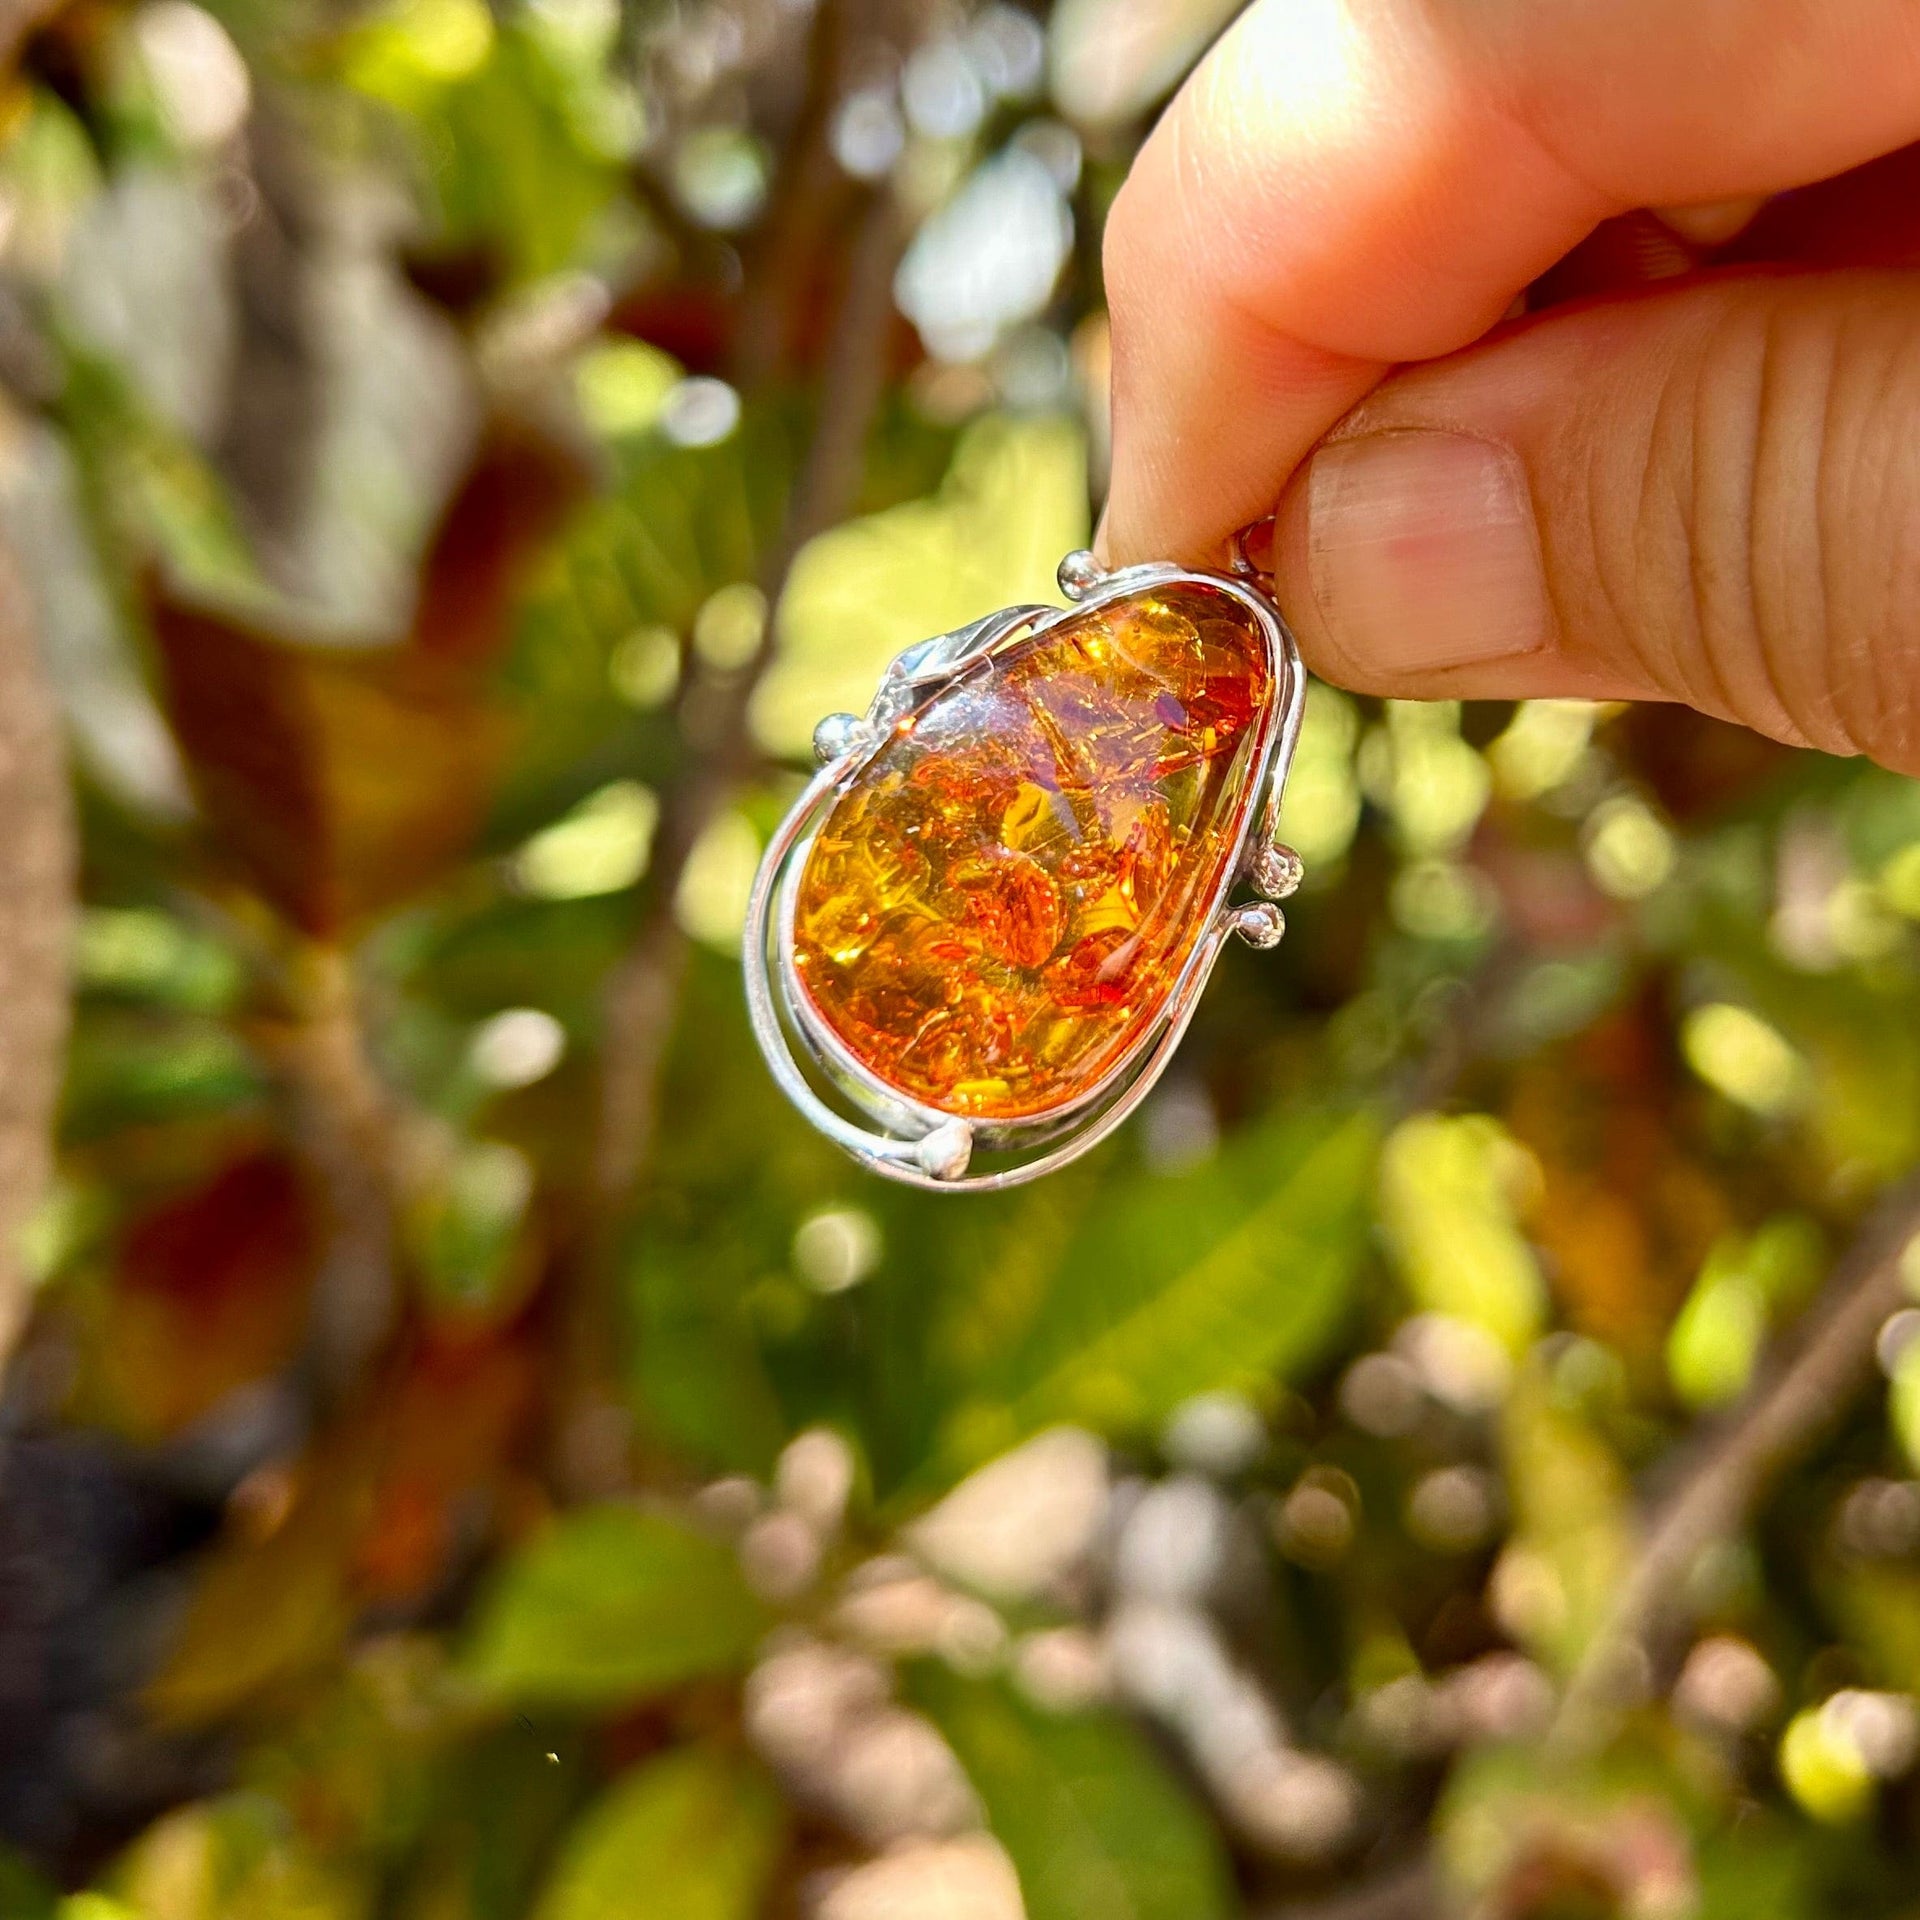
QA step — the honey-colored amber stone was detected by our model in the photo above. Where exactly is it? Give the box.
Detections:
[793,581,1273,1120]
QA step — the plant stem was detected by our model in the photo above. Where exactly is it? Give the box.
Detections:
[593,180,903,1215]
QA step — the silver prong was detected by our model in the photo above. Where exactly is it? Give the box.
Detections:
[1057,550,1108,602]
[1228,901,1287,949]
[910,1118,973,1181]
[813,713,868,766]
[1252,844,1305,900]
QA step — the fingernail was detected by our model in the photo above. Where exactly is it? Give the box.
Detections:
[1305,430,1552,672]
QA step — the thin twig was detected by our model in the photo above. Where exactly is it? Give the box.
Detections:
[257,943,412,1395]
[1553,1173,1920,1750]
[593,182,904,1213]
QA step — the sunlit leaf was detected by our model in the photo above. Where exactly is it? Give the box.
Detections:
[1498,1358,1633,1676]
[1379,1113,1546,1354]
[530,1747,784,1920]
[753,411,1087,759]
[345,19,625,281]
[1780,1707,1875,1824]
[76,906,242,1012]
[107,1794,368,1919]
[915,1667,1236,1920]
[1667,1217,1823,1411]
[465,1507,769,1705]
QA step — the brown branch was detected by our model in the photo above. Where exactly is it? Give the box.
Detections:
[214,92,329,594]
[592,181,904,1215]
[729,0,852,390]
[255,943,412,1396]
[0,535,74,1372]
[1553,1173,1920,1751]
[557,171,903,1498]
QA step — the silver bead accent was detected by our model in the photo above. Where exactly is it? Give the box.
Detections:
[812,712,867,766]
[913,1118,974,1182]
[1057,549,1108,602]
[1228,901,1287,949]
[1252,843,1306,900]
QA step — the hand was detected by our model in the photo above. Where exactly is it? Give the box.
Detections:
[1099,0,1920,773]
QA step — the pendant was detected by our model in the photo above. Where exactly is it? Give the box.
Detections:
[743,538,1307,1191]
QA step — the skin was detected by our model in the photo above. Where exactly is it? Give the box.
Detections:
[1097,0,1920,773]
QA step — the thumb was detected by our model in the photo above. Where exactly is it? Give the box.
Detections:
[1269,271,1920,774]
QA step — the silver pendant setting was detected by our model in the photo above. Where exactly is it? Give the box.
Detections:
[742,545,1308,1191]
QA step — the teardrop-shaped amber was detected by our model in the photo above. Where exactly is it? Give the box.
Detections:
[793,581,1273,1120]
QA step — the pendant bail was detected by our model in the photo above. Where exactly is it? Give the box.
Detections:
[1228,516,1278,585]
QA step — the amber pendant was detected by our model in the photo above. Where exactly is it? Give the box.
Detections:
[744,545,1306,1190]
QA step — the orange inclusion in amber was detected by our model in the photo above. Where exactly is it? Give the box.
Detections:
[792,581,1272,1119]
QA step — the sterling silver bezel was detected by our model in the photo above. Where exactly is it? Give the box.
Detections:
[742,553,1307,1191]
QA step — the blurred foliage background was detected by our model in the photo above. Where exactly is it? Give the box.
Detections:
[3,0,1920,1914]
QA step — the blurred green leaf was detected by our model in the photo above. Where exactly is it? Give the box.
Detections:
[495,411,796,833]
[76,906,243,1012]
[61,1009,266,1143]
[394,1722,589,1920]
[1691,936,1920,1185]
[622,953,858,1475]
[0,1845,55,1919]
[1694,1815,1818,1920]
[346,13,626,283]
[629,1232,791,1475]
[927,1108,1377,1478]
[915,1667,1237,1920]
[1666,1259,1766,1411]
[465,1507,769,1706]
[107,1793,368,1918]
[1821,1562,1920,1694]
[530,1747,784,1920]
[403,1138,536,1318]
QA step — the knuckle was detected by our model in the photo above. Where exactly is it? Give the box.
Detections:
[1639,282,1920,766]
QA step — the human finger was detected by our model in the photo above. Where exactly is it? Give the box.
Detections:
[1101,0,1920,565]
[1267,270,1920,773]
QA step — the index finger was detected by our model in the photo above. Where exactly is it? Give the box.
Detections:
[1100,0,1920,564]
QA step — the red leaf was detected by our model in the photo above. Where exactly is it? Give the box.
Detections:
[94,1151,315,1437]
[149,424,587,932]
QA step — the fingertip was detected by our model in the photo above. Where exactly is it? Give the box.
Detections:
[1272,428,1638,705]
